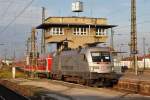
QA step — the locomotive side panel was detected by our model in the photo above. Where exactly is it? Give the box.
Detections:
[62,54,90,78]
[52,51,90,79]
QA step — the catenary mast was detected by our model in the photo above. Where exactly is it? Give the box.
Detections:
[131,0,138,75]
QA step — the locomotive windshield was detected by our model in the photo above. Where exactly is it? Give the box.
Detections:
[91,51,111,62]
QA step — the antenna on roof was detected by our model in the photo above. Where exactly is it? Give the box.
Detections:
[72,0,84,16]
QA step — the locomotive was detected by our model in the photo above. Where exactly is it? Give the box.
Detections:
[51,46,119,86]
[25,46,119,86]
[24,54,52,77]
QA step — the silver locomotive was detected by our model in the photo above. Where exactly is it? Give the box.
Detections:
[51,46,118,86]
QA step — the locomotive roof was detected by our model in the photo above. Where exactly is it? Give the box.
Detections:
[60,50,80,56]
[60,47,111,56]
[81,47,111,52]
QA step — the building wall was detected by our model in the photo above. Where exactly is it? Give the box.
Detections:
[119,60,150,69]
[45,27,108,48]
[46,35,108,48]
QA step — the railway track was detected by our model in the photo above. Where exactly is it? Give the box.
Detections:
[32,79,123,94]
[1,78,150,100]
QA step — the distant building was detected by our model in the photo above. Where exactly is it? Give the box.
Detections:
[37,16,116,51]
[1,59,13,66]
[120,55,150,69]
[121,56,143,69]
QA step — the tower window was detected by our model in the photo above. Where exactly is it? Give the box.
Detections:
[49,27,64,35]
[73,27,88,35]
[96,28,106,35]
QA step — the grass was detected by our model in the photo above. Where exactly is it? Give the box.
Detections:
[0,66,26,79]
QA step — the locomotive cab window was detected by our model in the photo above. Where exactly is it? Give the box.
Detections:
[101,52,111,62]
[91,52,111,62]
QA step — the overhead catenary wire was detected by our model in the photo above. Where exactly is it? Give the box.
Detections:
[0,0,15,21]
[0,0,35,34]
[115,20,150,31]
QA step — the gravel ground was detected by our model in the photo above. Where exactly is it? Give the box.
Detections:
[12,79,150,100]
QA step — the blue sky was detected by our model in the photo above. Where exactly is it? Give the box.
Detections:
[0,0,150,59]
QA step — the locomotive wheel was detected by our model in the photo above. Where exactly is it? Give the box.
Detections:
[88,78,106,87]
[85,79,94,86]
[75,77,85,85]
[61,75,65,81]
[102,78,113,87]
[51,74,55,80]
[51,74,58,80]
[78,79,86,85]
